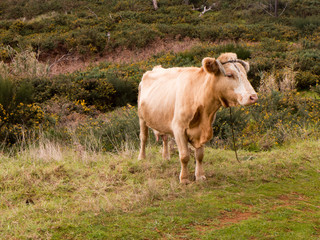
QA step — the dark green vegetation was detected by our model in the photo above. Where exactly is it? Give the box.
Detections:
[0,0,319,54]
[0,43,319,150]
[1,140,319,239]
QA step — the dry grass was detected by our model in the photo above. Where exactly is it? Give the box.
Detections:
[28,140,63,162]
[259,67,297,94]
[0,46,49,78]
[259,71,279,94]
[280,67,297,92]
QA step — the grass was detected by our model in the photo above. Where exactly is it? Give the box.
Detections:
[0,138,320,239]
[299,90,320,99]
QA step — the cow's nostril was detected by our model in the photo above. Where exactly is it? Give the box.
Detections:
[250,94,258,102]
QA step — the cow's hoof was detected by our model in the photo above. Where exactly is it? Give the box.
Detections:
[180,179,191,185]
[196,175,206,181]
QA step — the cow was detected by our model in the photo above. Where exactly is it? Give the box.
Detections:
[138,53,258,184]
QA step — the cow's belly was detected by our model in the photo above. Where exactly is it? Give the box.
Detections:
[138,76,178,134]
[139,100,174,134]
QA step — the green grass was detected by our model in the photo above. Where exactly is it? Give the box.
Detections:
[299,90,320,99]
[1,139,320,239]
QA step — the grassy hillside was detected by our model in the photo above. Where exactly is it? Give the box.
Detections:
[1,139,320,239]
[0,2,319,238]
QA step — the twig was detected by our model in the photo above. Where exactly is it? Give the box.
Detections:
[86,7,98,19]
[199,3,216,17]
[278,3,288,17]
[152,0,158,10]
[261,6,276,17]
[229,108,240,163]
[48,52,72,72]
[259,1,287,17]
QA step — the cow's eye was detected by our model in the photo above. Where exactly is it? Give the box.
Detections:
[226,73,233,78]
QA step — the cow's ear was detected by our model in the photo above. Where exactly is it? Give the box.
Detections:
[242,61,250,73]
[202,57,219,74]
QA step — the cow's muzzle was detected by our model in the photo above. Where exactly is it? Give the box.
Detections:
[249,94,258,104]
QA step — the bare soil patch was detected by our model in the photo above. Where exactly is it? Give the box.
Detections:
[217,210,257,226]
[48,38,202,75]
[190,210,258,234]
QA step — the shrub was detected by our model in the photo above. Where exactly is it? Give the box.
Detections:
[215,43,251,59]
[166,24,198,40]
[71,28,107,53]
[109,23,161,50]
[106,72,138,107]
[75,105,141,152]
[292,16,320,34]
[297,49,320,74]
[295,71,319,90]
[0,76,34,112]
[0,76,47,146]
[311,83,320,96]
[198,24,220,42]
[69,77,116,111]
[211,90,320,151]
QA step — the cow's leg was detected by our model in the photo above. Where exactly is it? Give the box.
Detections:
[195,146,206,181]
[162,135,170,160]
[138,118,148,160]
[174,129,190,184]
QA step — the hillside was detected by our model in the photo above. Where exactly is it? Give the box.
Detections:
[0,1,319,238]
[0,0,319,68]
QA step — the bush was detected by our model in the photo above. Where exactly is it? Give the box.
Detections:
[211,90,320,151]
[109,23,161,50]
[292,16,320,34]
[297,49,320,74]
[215,43,251,59]
[70,28,107,53]
[0,76,47,145]
[295,71,319,90]
[75,105,141,152]
[0,46,49,78]
[198,24,220,42]
[69,77,116,111]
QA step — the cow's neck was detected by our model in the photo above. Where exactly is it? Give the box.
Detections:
[201,74,222,116]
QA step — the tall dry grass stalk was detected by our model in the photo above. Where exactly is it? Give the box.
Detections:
[259,72,279,94]
[280,67,297,92]
[0,46,49,78]
[259,67,297,94]
[27,139,63,162]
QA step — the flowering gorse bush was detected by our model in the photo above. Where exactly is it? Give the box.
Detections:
[0,102,46,146]
[212,90,320,151]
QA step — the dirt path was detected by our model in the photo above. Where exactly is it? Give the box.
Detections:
[49,38,202,75]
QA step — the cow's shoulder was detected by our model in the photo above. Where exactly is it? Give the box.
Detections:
[140,66,186,89]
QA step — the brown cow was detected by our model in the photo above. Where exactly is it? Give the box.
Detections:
[138,53,258,184]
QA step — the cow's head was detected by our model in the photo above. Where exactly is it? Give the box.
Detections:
[202,53,258,107]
